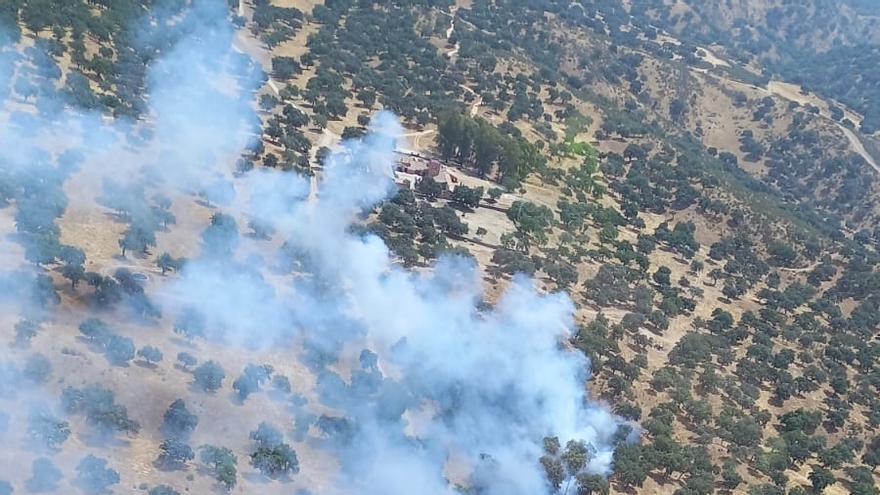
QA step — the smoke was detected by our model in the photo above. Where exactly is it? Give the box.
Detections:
[231,113,622,494]
[0,1,624,493]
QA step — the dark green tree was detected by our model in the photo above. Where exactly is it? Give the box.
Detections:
[27,406,70,449]
[27,458,62,492]
[193,361,225,393]
[105,335,135,365]
[199,445,238,491]
[162,399,198,438]
[156,439,194,469]
[137,346,163,365]
[76,455,119,493]
[808,465,835,492]
[507,200,554,250]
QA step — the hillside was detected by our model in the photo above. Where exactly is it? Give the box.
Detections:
[1,1,880,495]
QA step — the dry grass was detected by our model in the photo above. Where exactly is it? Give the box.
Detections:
[58,174,127,270]
[274,0,324,15]
[0,296,338,494]
[4,3,878,494]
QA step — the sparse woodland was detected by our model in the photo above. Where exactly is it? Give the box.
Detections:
[0,0,880,495]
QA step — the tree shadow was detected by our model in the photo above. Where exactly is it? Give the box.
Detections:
[77,428,131,449]
[152,458,188,473]
[170,336,197,349]
[242,471,272,484]
[134,360,158,370]
[103,211,131,224]
[186,381,213,395]
[610,482,638,495]
[228,391,250,407]
[648,472,678,486]
[103,355,132,368]
[245,231,272,241]
[173,364,194,374]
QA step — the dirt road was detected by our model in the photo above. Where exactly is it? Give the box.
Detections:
[459,84,482,117]
[703,71,880,175]
[402,129,435,152]
[764,82,880,174]
[444,6,460,58]
[838,124,880,174]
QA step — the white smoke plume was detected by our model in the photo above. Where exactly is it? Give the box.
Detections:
[0,1,626,493]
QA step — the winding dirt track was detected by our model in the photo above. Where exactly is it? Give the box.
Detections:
[778,261,820,274]
[444,6,460,58]
[838,125,880,174]
[762,81,880,174]
[683,40,880,176]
